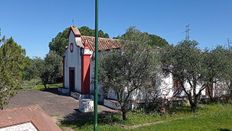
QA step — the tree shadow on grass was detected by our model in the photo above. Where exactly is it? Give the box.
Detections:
[168,106,190,113]
[167,105,207,115]
[60,109,122,128]
[218,128,231,131]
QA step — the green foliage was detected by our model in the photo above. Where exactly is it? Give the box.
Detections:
[40,51,63,88]
[118,27,150,42]
[218,46,232,97]
[201,47,229,100]
[0,37,26,109]
[148,34,169,47]
[23,57,44,80]
[100,29,160,120]
[0,74,14,109]
[116,27,169,47]
[162,40,205,111]
[79,26,109,38]
[162,41,232,110]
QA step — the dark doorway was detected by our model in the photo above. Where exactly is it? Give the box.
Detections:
[69,67,75,92]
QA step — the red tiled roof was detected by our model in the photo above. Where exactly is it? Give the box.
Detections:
[70,26,81,37]
[69,26,122,51]
[81,36,122,51]
[0,105,61,131]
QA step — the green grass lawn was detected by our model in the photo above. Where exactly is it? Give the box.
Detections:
[133,104,232,131]
[22,79,62,90]
[60,104,232,131]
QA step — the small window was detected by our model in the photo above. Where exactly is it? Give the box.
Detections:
[70,43,74,52]
[80,48,84,56]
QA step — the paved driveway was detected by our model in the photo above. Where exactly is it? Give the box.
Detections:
[6,89,117,119]
[6,90,79,117]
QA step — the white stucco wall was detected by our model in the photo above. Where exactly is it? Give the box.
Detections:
[105,72,211,102]
[105,73,173,101]
[107,88,117,100]
[156,73,174,98]
[182,80,205,96]
[214,81,229,97]
[64,31,82,92]
[157,73,211,98]
[90,59,104,102]
[106,85,146,101]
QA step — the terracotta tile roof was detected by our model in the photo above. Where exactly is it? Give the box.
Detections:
[81,36,122,51]
[70,26,81,37]
[0,105,61,131]
[69,26,122,51]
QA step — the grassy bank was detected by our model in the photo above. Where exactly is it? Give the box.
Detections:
[60,104,232,131]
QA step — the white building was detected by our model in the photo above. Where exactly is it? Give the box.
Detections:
[60,26,221,107]
[60,26,121,103]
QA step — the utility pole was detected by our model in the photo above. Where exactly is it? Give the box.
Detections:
[72,19,75,26]
[0,28,2,44]
[185,24,190,41]
[227,38,231,48]
[94,0,99,130]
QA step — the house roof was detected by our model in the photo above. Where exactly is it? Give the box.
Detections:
[81,36,121,51]
[69,26,122,51]
[0,105,61,131]
[70,26,81,37]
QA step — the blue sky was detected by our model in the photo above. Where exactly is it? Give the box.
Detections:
[0,0,232,58]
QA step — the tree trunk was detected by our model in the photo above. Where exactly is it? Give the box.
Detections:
[122,111,127,120]
[207,83,214,102]
[191,94,199,112]
[230,90,232,98]
[230,82,232,99]
[190,103,197,112]
[43,83,47,89]
[187,94,198,112]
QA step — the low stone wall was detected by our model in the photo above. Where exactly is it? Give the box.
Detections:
[104,99,121,110]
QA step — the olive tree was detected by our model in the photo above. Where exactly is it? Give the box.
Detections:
[99,28,160,120]
[202,47,228,101]
[162,40,207,112]
[220,47,232,99]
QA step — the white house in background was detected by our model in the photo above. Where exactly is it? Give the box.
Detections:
[60,26,219,107]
